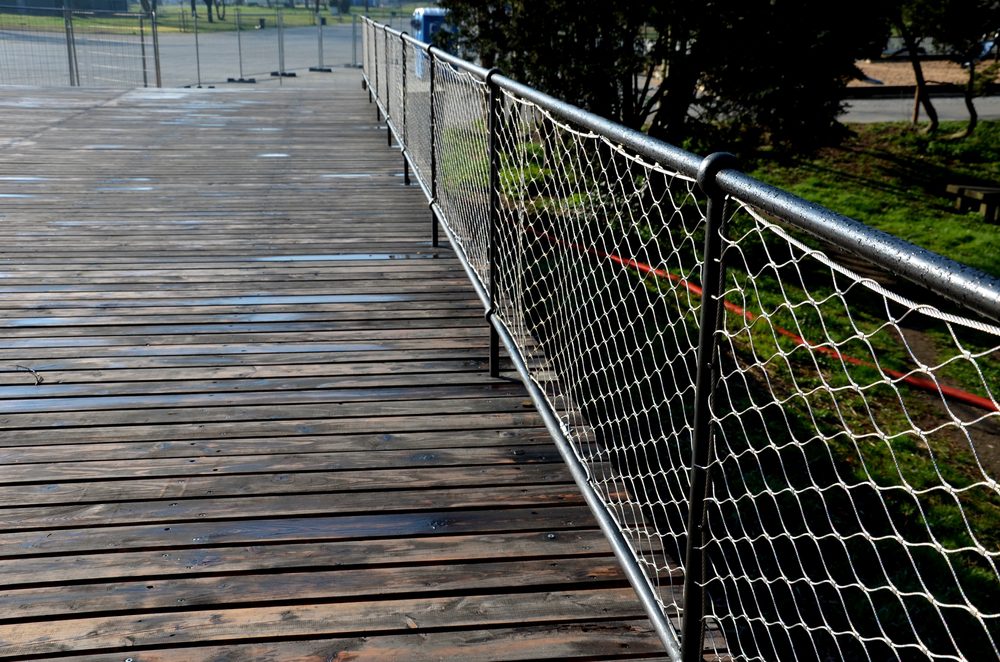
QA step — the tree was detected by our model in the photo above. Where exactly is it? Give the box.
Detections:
[683,1,890,151]
[894,2,941,133]
[897,0,1000,138]
[438,0,891,154]
[439,0,647,126]
[919,0,1000,137]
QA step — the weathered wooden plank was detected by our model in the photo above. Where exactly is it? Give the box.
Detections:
[0,505,596,558]
[0,484,585,531]
[0,530,616,588]
[0,427,552,461]
[0,339,492,363]
[0,396,540,430]
[0,317,484,340]
[0,362,488,390]
[0,349,498,378]
[0,411,544,446]
[0,588,651,658]
[0,382,526,415]
[0,331,492,357]
[0,558,630,621]
[0,445,559,484]
[34,620,664,662]
[0,292,476,313]
[0,462,571,508]
[0,308,483,331]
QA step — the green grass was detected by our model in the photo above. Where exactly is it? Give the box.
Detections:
[750,121,1000,279]
[152,5,330,33]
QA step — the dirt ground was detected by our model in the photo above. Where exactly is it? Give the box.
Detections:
[852,59,999,87]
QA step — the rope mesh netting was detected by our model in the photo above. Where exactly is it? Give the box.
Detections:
[431,57,490,280]
[402,38,431,188]
[709,203,1000,660]
[366,23,1000,661]
[386,33,403,143]
[0,5,149,87]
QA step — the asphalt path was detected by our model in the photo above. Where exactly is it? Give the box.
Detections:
[156,21,372,87]
[843,95,1000,123]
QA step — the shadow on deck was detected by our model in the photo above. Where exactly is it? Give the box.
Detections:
[0,80,686,660]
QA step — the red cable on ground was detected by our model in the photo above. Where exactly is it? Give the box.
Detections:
[527,226,998,414]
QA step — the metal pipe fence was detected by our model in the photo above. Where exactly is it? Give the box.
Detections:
[363,17,1000,662]
[0,3,157,87]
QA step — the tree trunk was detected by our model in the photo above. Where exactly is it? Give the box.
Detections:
[896,17,938,133]
[647,37,698,145]
[961,60,979,138]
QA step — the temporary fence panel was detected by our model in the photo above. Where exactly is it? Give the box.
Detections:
[0,4,154,87]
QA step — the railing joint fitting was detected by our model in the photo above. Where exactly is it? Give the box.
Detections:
[696,152,739,198]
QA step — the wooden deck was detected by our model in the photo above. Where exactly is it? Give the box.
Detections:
[0,84,669,660]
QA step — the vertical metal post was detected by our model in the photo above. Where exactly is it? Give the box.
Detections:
[352,13,358,68]
[317,13,324,69]
[193,9,202,87]
[277,9,285,76]
[151,11,162,87]
[70,12,79,85]
[236,7,244,80]
[428,44,438,248]
[373,22,380,119]
[486,69,502,378]
[384,26,391,147]
[401,33,410,185]
[140,16,149,88]
[680,152,738,662]
[63,7,77,86]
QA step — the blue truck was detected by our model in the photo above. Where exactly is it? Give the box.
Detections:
[410,7,449,77]
[409,7,449,45]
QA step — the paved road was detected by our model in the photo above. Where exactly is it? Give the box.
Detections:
[843,95,1000,123]
[157,21,374,87]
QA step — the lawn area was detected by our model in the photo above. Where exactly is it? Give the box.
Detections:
[750,121,1000,279]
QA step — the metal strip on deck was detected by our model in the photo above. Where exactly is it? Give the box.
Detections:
[0,85,676,660]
